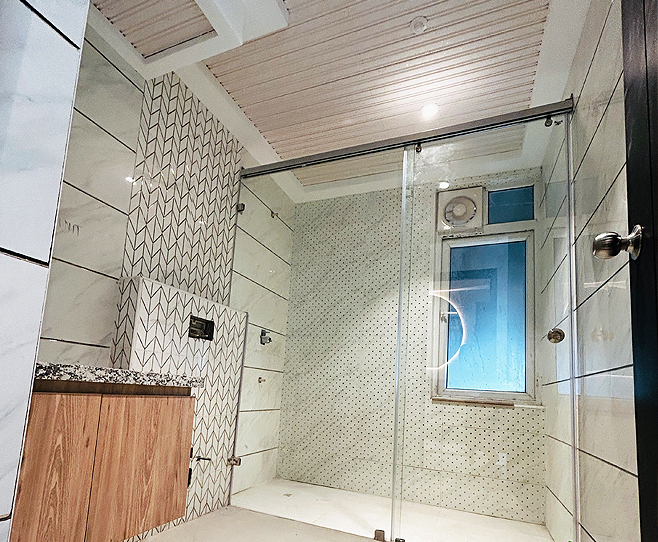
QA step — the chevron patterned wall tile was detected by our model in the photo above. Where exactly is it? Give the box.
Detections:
[120,277,248,542]
[121,71,242,306]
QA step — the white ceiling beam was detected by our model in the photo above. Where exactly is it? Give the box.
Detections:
[87,0,288,80]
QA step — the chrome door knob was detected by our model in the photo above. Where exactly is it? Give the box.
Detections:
[592,225,643,260]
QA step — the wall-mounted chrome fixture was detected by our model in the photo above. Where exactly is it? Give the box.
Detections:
[260,329,272,345]
[258,376,266,384]
[236,202,245,213]
[547,328,565,343]
[189,315,214,340]
[593,225,643,260]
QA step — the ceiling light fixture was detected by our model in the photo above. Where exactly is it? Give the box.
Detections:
[421,103,439,120]
[410,16,428,35]
[439,182,450,189]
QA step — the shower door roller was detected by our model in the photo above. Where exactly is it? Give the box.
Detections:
[592,225,643,260]
[547,328,565,344]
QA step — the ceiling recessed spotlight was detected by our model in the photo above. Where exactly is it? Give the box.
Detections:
[125,176,134,183]
[421,103,439,120]
[438,181,450,189]
[410,16,428,35]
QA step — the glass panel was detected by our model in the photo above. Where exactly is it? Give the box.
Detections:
[488,186,535,224]
[392,115,576,542]
[446,240,526,392]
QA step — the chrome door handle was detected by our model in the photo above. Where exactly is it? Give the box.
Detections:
[592,225,642,260]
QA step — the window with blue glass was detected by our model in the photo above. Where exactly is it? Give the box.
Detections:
[488,186,534,224]
[443,238,528,393]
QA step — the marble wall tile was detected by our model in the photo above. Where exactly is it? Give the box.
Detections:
[579,451,640,542]
[564,0,615,104]
[545,436,574,514]
[576,265,632,375]
[401,466,441,506]
[233,229,291,298]
[0,0,81,262]
[41,260,118,347]
[231,448,278,495]
[74,41,143,150]
[545,489,574,542]
[543,382,573,445]
[242,176,296,226]
[575,168,628,306]
[237,188,293,263]
[83,26,144,90]
[0,254,49,516]
[64,111,136,213]
[52,183,127,277]
[236,410,281,456]
[239,368,283,411]
[0,521,8,542]
[26,0,89,47]
[571,0,623,170]
[230,273,289,335]
[37,338,111,368]
[578,367,637,474]
[243,324,285,372]
[573,79,626,238]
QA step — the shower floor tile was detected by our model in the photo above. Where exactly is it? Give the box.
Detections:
[144,506,370,542]
[231,479,554,542]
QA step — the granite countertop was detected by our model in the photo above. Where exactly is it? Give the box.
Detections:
[35,362,204,388]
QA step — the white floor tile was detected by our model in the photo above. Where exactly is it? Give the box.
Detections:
[232,479,553,542]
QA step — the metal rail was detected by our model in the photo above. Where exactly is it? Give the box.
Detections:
[240,97,574,179]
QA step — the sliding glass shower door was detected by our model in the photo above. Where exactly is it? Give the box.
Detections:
[392,114,578,542]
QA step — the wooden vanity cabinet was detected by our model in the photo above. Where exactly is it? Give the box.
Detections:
[10,392,195,542]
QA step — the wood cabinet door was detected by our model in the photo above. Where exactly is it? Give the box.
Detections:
[10,393,102,542]
[85,395,195,542]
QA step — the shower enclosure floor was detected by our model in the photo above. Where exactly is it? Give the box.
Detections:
[143,506,369,542]
[231,479,553,542]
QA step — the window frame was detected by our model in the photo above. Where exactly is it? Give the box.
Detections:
[430,229,536,404]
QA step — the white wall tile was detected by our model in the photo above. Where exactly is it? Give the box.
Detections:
[37,338,110,367]
[243,324,285,372]
[239,368,283,411]
[545,489,574,542]
[543,382,573,445]
[576,266,632,375]
[26,0,89,47]
[0,254,49,516]
[83,26,144,90]
[545,436,574,514]
[236,410,281,456]
[573,79,626,238]
[41,260,118,347]
[575,167,627,305]
[74,41,143,150]
[579,451,640,542]
[230,273,289,335]
[0,0,81,261]
[231,448,278,495]
[233,229,291,298]
[242,175,296,226]
[237,188,292,263]
[578,367,637,474]
[64,111,136,213]
[52,183,127,277]
[571,0,623,170]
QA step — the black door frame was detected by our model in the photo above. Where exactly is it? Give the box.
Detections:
[621,0,658,539]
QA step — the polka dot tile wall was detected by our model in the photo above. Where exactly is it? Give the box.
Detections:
[278,185,546,524]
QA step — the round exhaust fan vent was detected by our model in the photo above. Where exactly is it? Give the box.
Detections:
[443,195,477,226]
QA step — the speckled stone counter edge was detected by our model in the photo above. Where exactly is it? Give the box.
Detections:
[35,362,204,388]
